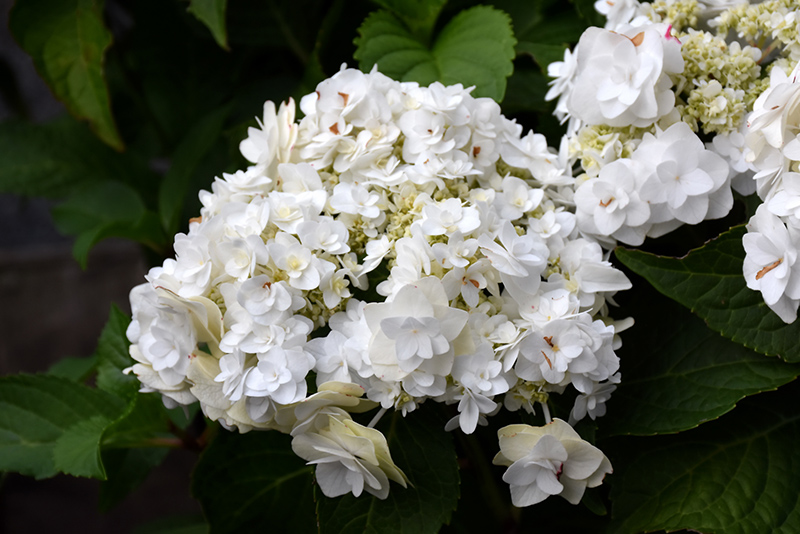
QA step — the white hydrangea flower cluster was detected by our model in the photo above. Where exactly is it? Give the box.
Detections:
[128,69,630,506]
[742,61,800,323]
[126,66,623,503]
[548,1,800,249]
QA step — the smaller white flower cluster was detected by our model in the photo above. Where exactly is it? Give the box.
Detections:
[126,66,622,504]
[547,18,735,246]
[742,62,800,323]
[551,1,800,321]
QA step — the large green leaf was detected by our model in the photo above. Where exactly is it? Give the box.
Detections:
[608,385,800,533]
[0,119,153,199]
[10,0,123,149]
[94,304,138,399]
[316,407,460,534]
[47,355,97,382]
[603,291,800,436]
[192,429,317,533]
[99,393,172,509]
[616,226,800,362]
[99,446,169,510]
[0,374,125,479]
[188,0,229,50]
[53,414,113,478]
[369,0,446,42]
[354,5,516,101]
[51,180,163,267]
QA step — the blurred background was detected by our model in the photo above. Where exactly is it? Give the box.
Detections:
[0,0,201,530]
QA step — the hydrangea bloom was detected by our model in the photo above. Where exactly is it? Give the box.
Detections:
[546,0,800,326]
[127,66,631,502]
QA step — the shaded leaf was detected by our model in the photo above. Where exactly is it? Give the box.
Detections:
[159,104,231,236]
[192,429,317,533]
[568,0,605,27]
[603,291,800,436]
[0,374,125,479]
[99,393,172,509]
[10,0,123,149]
[370,0,447,41]
[355,6,516,101]
[516,42,566,71]
[94,304,137,399]
[615,226,800,362]
[51,180,163,268]
[0,118,154,199]
[53,415,112,479]
[99,446,169,511]
[47,355,97,382]
[609,385,800,533]
[317,407,460,534]
[188,0,229,50]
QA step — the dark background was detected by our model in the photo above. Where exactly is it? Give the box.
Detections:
[0,0,203,530]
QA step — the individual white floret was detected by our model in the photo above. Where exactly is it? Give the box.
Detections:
[574,159,652,245]
[743,205,800,323]
[366,277,469,382]
[244,345,314,405]
[636,121,731,226]
[328,182,381,219]
[493,419,612,507]
[515,318,591,386]
[569,373,620,424]
[745,62,800,199]
[419,198,481,236]
[239,98,297,179]
[568,24,683,127]
[292,414,408,500]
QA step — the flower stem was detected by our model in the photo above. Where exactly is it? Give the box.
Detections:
[368,407,387,428]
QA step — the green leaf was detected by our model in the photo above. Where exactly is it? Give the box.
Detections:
[615,226,800,362]
[355,6,516,101]
[370,0,446,42]
[609,385,800,534]
[95,304,137,399]
[603,291,800,436]
[317,407,460,534]
[102,393,173,449]
[192,429,317,533]
[50,180,162,268]
[516,42,566,70]
[99,393,172,509]
[0,118,154,199]
[47,355,97,382]
[99,446,169,511]
[159,105,231,236]
[568,0,605,27]
[53,415,112,479]
[10,0,123,149]
[188,0,229,50]
[0,374,125,479]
